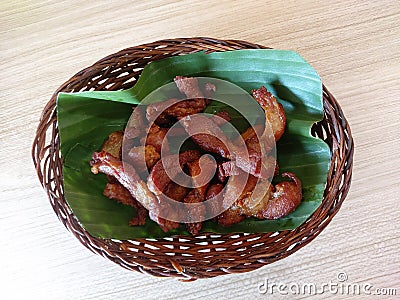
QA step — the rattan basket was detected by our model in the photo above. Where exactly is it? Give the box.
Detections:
[32,37,353,280]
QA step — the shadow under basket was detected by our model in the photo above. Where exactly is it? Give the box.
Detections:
[32,37,354,280]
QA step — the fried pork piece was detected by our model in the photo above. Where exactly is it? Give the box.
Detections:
[217,172,253,226]
[233,119,277,178]
[222,171,258,210]
[204,82,216,99]
[90,151,161,224]
[146,76,208,124]
[166,111,231,138]
[142,123,169,153]
[209,110,231,126]
[229,86,285,178]
[218,171,258,226]
[174,76,205,99]
[243,172,302,220]
[147,150,201,195]
[101,130,124,159]
[155,182,190,232]
[153,215,179,232]
[187,156,216,198]
[252,86,286,141]
[184,190,206,235]
[183,156,216,235]
[205,183,224,220]
[164,181,190,201]
[217,161,240,183]
[163,97,207,120]
[152,112,176,127]
[125,105,146,140]
[103,182,136,207]
[181,114,234,159]
[147,97,207,124]
[217,205,246,227]
[219,171,302,226]
[103,182,147,226]
[215,173,251,227]
[128,145,160,173]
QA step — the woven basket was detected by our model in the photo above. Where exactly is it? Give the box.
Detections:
[32,37,353,280]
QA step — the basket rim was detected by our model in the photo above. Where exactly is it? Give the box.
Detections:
[32,37,354,280]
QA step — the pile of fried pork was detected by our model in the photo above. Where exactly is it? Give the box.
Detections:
[90,76,302,235]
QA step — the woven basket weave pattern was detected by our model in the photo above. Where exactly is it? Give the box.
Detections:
[32,38,353,280]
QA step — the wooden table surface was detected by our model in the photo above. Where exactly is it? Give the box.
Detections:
[1,0,399,299]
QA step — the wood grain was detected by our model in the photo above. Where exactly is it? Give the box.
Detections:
[1,0,399,299]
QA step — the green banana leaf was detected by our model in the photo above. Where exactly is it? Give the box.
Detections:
[57,49,330,239]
